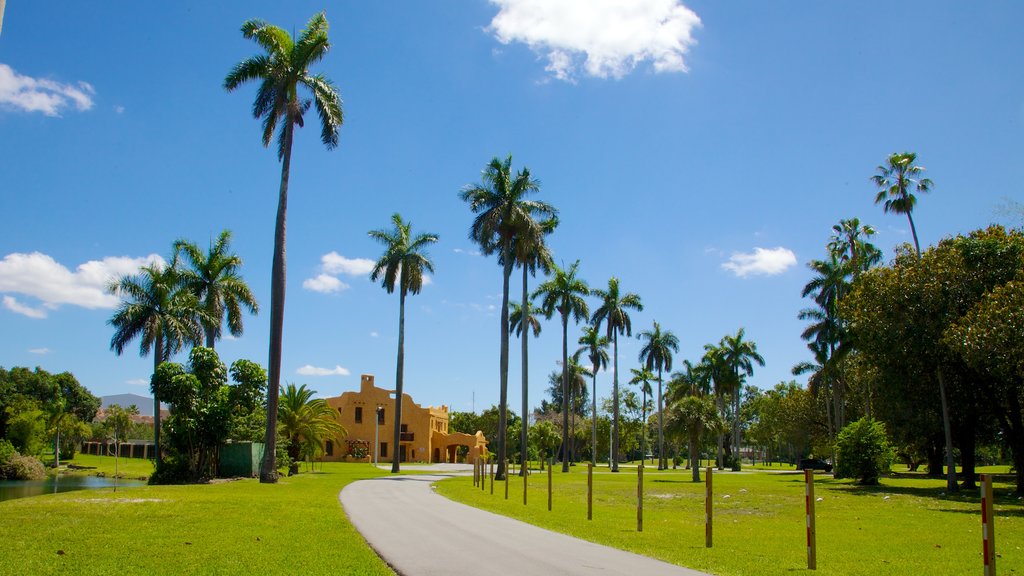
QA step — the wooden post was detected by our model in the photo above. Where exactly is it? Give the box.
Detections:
[637,462,644,532]
[547,455,553,511]
[473,456,478,486]
[490,458,495,495]
[505,459,509,499]
[587,462,593,521]
[705,466,713,548]
[805,469,817,570]
[982,474,996,576]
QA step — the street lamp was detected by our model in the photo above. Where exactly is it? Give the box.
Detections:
[374,406,383,467]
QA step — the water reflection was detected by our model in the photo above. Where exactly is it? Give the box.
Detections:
[0,475,146,502]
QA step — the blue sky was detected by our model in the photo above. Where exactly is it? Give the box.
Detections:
[1,1,1022,414]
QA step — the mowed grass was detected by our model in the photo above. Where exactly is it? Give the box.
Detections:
[0,462,393,576]
[436,465,1023,575]
[55,452,157,480]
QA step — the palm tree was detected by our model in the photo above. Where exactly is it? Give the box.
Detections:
[629,367,656,464]
[534,260,590,472]
[108,258,205,469]
[701,344,730,469]
[591,277,643,472]
[460,155,556,481]
[510,299,543,475]
[665,394,721,482]
[565,358,592,464]
[872,151,933,257]
[369,213,438,474]
[174,230,259,349]
[827,218,882,277]
[638,321,679,469]
[510,216,556,476]
[225,12,344,483]
[278,383,347,476]
[574,325,609,466]
[720,329,764,470]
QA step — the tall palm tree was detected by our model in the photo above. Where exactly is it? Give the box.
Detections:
[629,367,656,464]
[827,218,882,277]
[638,321,679,469]
[510,298,542,475]
[720,329,764,470]
[369,213,438,474]
[701,344,730,469]
[665,393,721,482]
[574,325,609,466]
[108,258,205,469]
[872,151,933,257]
[225,12,344,484]
[591,277,643,472]
[534,260,590,472]
[565,358,592,464]
[510,216,556,476]
[174,230,259,349]
[460,155,556,481]
[278,383,347,476]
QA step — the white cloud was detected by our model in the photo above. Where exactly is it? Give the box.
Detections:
[3,296,48,318]
[0,64,95,116]
[454,248,482,257]
[487,0,701,82]
[302,273,349,294]
[370,331,379,338]
[721,247,797,278]
[28,347,51,355]
[113,105,125,114]
[125,378,149,387]
[0,252,163,314]
[296,364,351,377]
[321,252,374,276]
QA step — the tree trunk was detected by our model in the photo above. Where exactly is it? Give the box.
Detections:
[153,334,163,470]
[561,313,570,473]
[391,290,407,473]
[937,369,958,493]
[957,420,977,490]
[657,368,664,470]
[732,383,741,470]
[690,432,700,482]
[520,266,529,477]
[495,253,513,481]
[611,331,620,472]
[716,389,724,470]
[591,371,598,467]
[907,211,921,258]
[260,118,293,484]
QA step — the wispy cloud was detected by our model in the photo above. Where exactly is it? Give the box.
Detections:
[125,378,149,387]
[296,364,351,377]
[304,252,373,294]
[302,273,349,294]
[370,331,379,338]
[0,64,95,116]
[0,252,163,316]
[28,347,51,355]
[721,247,797,278]
[487,0,701,82]
[453,248,482,257]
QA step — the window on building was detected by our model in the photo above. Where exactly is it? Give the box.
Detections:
[401,423,408,432]
[380,442,388,458]
[378,407,385,424]
[354,407,363,424]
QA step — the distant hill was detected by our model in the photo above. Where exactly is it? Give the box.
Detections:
[101,394,154,417]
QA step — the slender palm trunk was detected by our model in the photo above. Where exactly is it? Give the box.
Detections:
[689,432,700,482]
[657,368,664,469]
[496,253,513,481]
[591,370,598,467]
[641,388,648,462]
[732,382,741,470]
[519,266,529,477]
[907,211,921,258]
[260,118,293,484]
[391,290,407,473]
[611,331,620,473]
[716,386,724,470]
[205,328,216,349]
[153,334,163,470]
[561,313,570,472]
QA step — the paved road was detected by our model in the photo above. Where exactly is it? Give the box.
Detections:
[340,472,711,576]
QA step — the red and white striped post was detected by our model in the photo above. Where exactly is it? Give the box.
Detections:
[705,467,713,548]
[805,469,817,570]
[981,473,996,576]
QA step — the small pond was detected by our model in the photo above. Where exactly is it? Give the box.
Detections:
[0,475,146,502]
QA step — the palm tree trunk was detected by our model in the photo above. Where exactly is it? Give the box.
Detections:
[907,211,921,258]
[732,384,741,470]
[611,331,620,473]
[496,253,513,481]
[716,388,724,470]
[153,333,163,470]
[520,266,529,477]
[690,432,700,482]
[937,369,958,493]
[561,313,570,473]
[657,368,664,470]
[260,117,293,484]
[391,290,407,474]
[591,371,598,467]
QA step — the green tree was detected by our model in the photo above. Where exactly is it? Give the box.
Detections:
[871,151,932,257]
[638,321,679,469]
[108,258,205,470]
[834,418,895,485]
[665,393,721,482]
[228,359,268,442]
[369,213,438,474]
[591,277,643,472]
[529,420,561,470]
[720,328,764,470]
[225,12,344,484]
[534,260,590,472]
[574,325,609,466]
[629,367,655,462]
[510,299,543,474]
[460,154,556,480]
[174,229,259,349]
[104,404,139,482]
[278,383,346,476]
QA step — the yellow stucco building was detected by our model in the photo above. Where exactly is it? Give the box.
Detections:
[322,374,487,464]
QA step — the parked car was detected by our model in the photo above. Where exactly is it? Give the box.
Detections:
[797,458,833,473]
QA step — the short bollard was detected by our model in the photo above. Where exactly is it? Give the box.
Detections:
[473,457,479,487]
[981,473,996,576]
[587,462,593,521]
[490,459,495,495]
[637,462,644,532]
[523,458,528,505]
[705,467,713,548]
[547,456,553,511]
[805,469,817,570]
[481,458,486,492]
[505,459,509,500]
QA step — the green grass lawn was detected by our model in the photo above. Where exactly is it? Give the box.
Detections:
[436,464,1023,575]
[0,461,393,576]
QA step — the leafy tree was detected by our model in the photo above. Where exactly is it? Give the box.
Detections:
[628,367,655,462]
[591,277,643,471]
[104,404,139,480]
[834,418,895,485]
[225,12,344,484]
[872,151,932,257]
[534,260,589,472]
[574,325,609,466]
[174,230,259,349]
[701,344,730,468]
[228,359,268,442]
[665,393,721,481]
[638,321,679,469]
[278,383,346,476]
[369,213,438,473]
[529,420,561,470]
[5,397,46,457]
[719,329,764,471]
[460,154,555,480]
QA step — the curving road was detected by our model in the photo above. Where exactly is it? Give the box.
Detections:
[340,469,710,576]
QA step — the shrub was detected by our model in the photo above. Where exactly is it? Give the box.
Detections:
[0,438,15,467]
[2,453,46,480]
[834,417,895,485]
